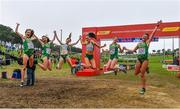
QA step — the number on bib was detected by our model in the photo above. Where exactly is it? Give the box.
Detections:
[46,48,51,54]
[138,48,145,54]
[110,48,115,54]
[28,42,34,49]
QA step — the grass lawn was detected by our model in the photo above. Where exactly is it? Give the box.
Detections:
[0,55,179,86]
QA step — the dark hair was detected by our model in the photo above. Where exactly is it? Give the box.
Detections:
[25,29,34,37]
[66,37,71,42]
[87,32,96,39]
[42,35,50,42]
[144,33,149,37]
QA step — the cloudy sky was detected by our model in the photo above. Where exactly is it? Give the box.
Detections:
[0,0,180,52]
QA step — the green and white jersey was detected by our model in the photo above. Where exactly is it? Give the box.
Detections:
[137,42,149,60]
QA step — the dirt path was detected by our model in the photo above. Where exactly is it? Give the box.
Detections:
[0,77,180,108]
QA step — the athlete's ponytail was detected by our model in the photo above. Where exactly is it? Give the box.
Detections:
[87,32,96,39]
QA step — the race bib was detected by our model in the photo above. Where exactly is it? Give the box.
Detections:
[62,46,67,50]
[62,50,68,55]
[138,48,145,54]
[28,41,34,49]
[87,46,93,51]
[110,48,115,54]
[61,45,68,55]
[86,43,94,51]
[46,48,51,54]
[62,45,68,51]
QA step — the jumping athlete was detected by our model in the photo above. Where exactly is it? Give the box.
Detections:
[55,31,81,70]
[105,37,123,70]
[33,32,56,71]
[123,20,162,94]
[81,32,106,69]
[15,23,36,87]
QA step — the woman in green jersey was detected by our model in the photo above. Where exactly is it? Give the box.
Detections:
[55,31,81,70]
[34,31,55,71]
[105,37,123,70]
[15,23,36,87]
[124,20,162,94]
[81,33,106,69]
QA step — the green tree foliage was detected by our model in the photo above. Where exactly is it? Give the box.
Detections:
[0,24,82,53]
[0,24,22,44]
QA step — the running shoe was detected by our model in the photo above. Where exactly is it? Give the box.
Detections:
[20,82,24,87]
[139,88,146,95]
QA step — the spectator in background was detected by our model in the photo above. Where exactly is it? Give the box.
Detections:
[173,50,179,65]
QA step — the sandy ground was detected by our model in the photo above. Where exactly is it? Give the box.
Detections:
[0,77,180,108]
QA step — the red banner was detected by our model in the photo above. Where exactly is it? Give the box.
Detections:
[82,22,180,68]
[83,22,180,39]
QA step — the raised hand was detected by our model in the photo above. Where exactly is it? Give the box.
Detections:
[54,30,57,37]
[16,23,20,26]
[68,33,72,38]
[147,20,162,46]
[79,35,82,38]
[15,22,24,39]
[157,20,162,27]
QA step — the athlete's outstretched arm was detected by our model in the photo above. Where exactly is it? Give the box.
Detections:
[50,31,56,44]
[80,36,86,45]
[147,20,162,46]
[33,34,44,45]
[92,40,106,48]
[100,43,106,48]
[69,35,81,46]
[54,31,64,45]
[15,23,24,40]
[118,44,123,53]
[123,45,138,53]
[68,33,72,39]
